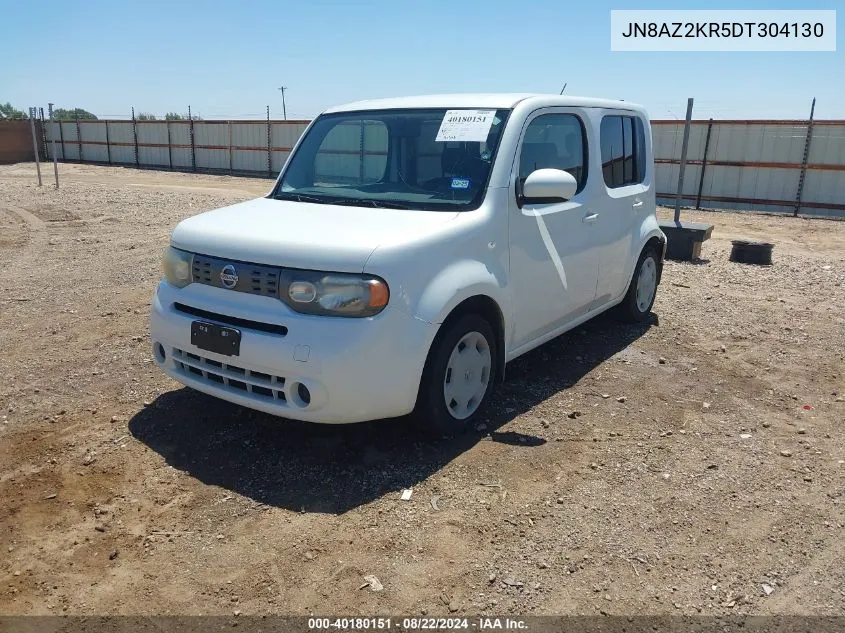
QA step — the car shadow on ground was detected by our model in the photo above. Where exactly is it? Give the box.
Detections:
[129,311,656,514]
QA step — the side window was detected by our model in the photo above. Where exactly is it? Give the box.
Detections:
[601,115,647,188]
[519,113,587,193]
[622,117,634,183]
[635,117,647,182]
[600,116,624,187]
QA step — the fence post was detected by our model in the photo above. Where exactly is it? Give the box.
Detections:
[673,98,694,223]
[188,105,196,172]
[266,105,272,177]
[131,107,139,167]
[39,108,48,160]
[359,120,365,182]
[794,97,815,217]
[105,121,112,164]
[56,111,65,160]
[75,116,83,162]
[48,103,59,188]
[695,118,713,210]
[228,120,234,174]
[28,107,43,186]
[166,120,173,169]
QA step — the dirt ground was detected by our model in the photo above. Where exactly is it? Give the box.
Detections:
[1,163,843,617]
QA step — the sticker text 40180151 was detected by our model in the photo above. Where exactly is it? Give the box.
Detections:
[435,109,496,143]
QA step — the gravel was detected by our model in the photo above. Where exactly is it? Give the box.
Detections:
[1,163,844,617]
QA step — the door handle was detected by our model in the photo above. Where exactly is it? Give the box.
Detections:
[632,200,644,208]
[582,213,599,223]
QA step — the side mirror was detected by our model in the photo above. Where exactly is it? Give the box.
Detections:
[521,168,578,203]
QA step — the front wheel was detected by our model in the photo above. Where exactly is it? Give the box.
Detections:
[414,314,498,435]
[617,247,660,322]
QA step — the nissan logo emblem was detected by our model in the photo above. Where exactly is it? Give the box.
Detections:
[220,264,239,289]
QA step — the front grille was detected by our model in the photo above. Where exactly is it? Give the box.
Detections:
[192,254,280,298]
[174,303,288,336]
[172,348,287,402]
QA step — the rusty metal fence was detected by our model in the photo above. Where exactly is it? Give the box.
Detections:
[42,116,310,177]
[652,119,845,217]
[34,115,845,217]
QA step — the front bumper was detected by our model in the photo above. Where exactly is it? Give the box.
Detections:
[150,280,437,423]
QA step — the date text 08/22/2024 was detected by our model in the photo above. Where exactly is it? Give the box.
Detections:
[307,617,528,630]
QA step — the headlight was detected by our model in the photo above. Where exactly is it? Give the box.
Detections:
[279,269,389,317]
[162,246,193,288]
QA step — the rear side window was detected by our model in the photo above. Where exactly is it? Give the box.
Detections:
[600,115,647,188]
[519,113,587,193]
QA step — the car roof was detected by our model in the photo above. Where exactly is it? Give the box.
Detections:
[322,93,646,114]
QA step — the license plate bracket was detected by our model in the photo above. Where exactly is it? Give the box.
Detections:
[191,321,241,356]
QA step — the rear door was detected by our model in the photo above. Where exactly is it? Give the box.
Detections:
[593,112,651,305]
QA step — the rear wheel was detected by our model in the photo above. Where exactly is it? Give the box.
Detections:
[414,314,497,435]
[617,247,660,322]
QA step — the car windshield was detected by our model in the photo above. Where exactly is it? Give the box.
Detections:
[272,108,511,211]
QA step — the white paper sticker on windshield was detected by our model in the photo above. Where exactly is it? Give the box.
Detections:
[435,109,496,142]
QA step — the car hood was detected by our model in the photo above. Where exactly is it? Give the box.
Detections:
[170,197,458,272]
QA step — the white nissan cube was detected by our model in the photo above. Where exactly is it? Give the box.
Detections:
[151,94,666,433]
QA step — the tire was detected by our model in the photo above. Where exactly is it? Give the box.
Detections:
[617,246,661,323]
[414,314,498,436]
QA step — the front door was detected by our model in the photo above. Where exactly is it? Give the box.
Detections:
[507,109,600,352]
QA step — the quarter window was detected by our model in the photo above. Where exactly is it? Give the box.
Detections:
[600,115,647,188]
[518,114,587,193]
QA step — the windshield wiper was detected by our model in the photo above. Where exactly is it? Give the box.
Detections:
[338,198,410,210]
[274,192,332,204]
[276,192,410,210]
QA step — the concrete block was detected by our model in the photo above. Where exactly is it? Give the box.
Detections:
[659,220,714,261]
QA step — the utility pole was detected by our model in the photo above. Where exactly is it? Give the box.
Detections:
[278,86,288,120]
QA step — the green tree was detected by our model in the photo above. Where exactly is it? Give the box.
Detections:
[164,112,202,121]
[136,112,157,120]
[0,102,28,119]
[52,107,97,120]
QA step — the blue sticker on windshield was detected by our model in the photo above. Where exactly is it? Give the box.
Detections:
[451,177,471,190]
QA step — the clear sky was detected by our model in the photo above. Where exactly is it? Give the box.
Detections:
[1,0,842,120]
